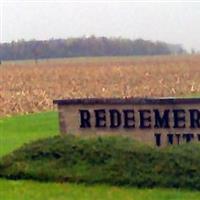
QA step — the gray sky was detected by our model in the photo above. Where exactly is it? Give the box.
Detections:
[1,1,200,51]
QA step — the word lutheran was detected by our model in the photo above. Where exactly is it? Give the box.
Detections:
[53,98,200,147]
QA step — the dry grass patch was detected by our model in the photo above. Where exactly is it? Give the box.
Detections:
[1,55,200,116]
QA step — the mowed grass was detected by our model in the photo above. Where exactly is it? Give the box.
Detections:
[0,112,58,156]
[1,178,200,200]
[1,112,200,199]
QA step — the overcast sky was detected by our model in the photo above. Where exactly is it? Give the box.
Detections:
[1,1,200,51]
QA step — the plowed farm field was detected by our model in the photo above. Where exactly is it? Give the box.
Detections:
[1,55,200,117]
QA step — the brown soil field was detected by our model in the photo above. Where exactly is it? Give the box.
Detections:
[1,55,200,117]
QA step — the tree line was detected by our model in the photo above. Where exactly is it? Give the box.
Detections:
[0,36,186,61]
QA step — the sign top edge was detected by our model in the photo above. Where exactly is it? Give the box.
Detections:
[53,97,200,105]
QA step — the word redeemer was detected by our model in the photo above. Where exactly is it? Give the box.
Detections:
[79,109,200,129]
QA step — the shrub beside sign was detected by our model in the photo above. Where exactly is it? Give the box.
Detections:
[53,98,200,146]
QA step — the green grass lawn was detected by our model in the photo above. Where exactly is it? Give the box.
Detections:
[1,179,200,200]
[1,112,200,200]
[0,112,58,156]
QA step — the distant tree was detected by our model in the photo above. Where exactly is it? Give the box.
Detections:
[0,36,187,61]
[191,48,196,54]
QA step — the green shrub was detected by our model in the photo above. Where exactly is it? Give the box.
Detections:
[1,135,200,190]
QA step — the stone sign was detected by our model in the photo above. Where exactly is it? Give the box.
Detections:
[53,98,200,146]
